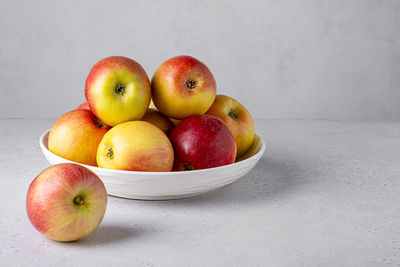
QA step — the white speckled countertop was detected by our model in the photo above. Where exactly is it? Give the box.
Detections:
[1,119,399,266]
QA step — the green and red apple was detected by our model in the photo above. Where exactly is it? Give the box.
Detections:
[48,109,110,166]
[97,121,174,172]
[85,56,151,126]
[26,163,107,242]
[151,56,216,120]
[206,95,255,157]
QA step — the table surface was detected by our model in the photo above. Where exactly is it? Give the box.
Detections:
[1,119,399,267]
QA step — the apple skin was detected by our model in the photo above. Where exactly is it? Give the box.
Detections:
[85,56,151,126]
[76,102,90,110]
[48,109,111,166]
[151,55,216,120]
[206,95,255,157]
[148,100,181,127]
[97,121,174,172]
[142,108,174,134]
[169,115,236,171]
[149,99,157,109]
[170,118,182,126]
[26,163,107,242]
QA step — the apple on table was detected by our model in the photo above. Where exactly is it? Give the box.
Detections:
[26,163,107,242]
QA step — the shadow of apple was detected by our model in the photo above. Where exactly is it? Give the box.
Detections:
[65,224,137,246]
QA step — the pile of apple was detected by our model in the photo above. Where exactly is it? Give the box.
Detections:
[48,55,255,171]
[26,55,255,242]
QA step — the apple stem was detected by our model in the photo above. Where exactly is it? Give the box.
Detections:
[115,84,126,95]
[73,196,85,205]
[228,109,239,120]
[93,118,105,128]
[182,163,195,171]
[106,146,114,159]
[185,79,197,90]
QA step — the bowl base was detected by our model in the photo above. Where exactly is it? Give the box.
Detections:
[107,191,211,201]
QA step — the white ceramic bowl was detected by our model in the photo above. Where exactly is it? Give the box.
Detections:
[39,129,265,200]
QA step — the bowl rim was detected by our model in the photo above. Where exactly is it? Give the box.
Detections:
[40,129,266,176]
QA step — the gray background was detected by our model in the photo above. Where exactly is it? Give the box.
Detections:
[1,0,399,120]
[0,0,400,120]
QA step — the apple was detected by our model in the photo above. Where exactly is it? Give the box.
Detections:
[142,108,174,134]
[97,121,174,171]
[206,95,255,157]
[26,163,107,242]
[150,97,182,127]
[169,115,236,171]
[170,118,182,126]
[151,55,216,119]
[85,56,151,126]
[236,135,262,162]
[48,109,110,166]
[76,102,90,110]
[149,99,157,109]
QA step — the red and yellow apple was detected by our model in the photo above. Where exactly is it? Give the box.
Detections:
[142,108,174,134]
[97,121,174,171]
[169,115,236,171]
[48,109,110,166]
[76,102,90,110]
[206,95,255,157]
[26,163,107,242]
[151,55,216,119]
[85,56,151,126]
